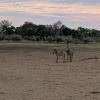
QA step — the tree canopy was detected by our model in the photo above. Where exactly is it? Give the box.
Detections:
[0,20,100,43]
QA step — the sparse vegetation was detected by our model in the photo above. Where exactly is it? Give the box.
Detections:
[0,44,99,100]
[0,20,100,43]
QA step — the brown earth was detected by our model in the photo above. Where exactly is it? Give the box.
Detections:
[0,43,100,100]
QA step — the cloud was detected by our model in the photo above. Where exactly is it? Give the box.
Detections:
[0,2,100,15]
[0,0,100,4]
[0,0,100,29]
[0,0,32,3]
[0,0,100,5]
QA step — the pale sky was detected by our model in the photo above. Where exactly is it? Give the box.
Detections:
[0,0,100,29]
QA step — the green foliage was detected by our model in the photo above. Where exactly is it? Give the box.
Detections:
[4,35,11,40]
[46,36,55,42]
[0,34,5,40]
[73,39,81,44]
[23,36,33,40]
[0,20,100,43]
[54,36,65,43]
[46,36,65,42]
[32,36,37,41]
[82,37,94,44]
[35,36,41,41]
[64,36,73,43]
[95,37,100,42]
[10,35,22,41]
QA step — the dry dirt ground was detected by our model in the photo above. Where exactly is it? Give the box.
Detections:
[0,43,100,100]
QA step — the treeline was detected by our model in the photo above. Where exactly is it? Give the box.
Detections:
[0,20,100,43]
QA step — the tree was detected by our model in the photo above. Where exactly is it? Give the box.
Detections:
[37,25,48,38]
[17,21,37,37]
[52,21,63,35]
[61,25,72,36]
[0,20,12,35]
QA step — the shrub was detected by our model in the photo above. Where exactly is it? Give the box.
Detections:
[64,36,74,43]
[73,39,81,44]
[42,37,47,41]
[54,36,64,43]
[46,35,66,43]
[4,35,11,40]
[32,36,37,41]
[46,36,55,42]
[82,37,94,44]
[95,37,100,42]
[10,35,22,41]
[23,36,32,40]
[0,34,5,40]
[35,36,41,41]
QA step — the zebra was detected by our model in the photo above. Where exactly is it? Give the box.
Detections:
[65,41,74,62]
[52,47,74,63]
[66,47,74,62]
[52,48,67,63]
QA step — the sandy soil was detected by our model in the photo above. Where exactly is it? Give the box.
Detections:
[0,45,100,100]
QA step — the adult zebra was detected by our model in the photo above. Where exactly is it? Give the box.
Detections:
[52,47,74,63]
[52,48,67,63]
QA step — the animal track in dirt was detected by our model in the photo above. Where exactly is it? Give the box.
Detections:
[90,91,100,94]
[0,90,8,94]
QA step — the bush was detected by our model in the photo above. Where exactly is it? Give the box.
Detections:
[23,36,33,40]
[42,37,47,41]
[95,37,100,42]
[35,36,41,41]
[4,35,11,40]
[46,36,55,42]
[82,37,94,44]
[64,36,74,43]
[46,35,66,43]
[10,35,22,41]
[23,36,42,41]
[0,34,5,40]
[54,36,65,43]
[32,36,37,41]
[73,39,81,44]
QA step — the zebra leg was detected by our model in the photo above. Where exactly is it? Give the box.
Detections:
[70,55,72,62]
[63,54,66,63]
[67,54,69,62]
[70,52,73,62]
[56,56,58,63]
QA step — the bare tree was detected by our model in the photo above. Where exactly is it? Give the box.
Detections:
[0,20,12,34]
